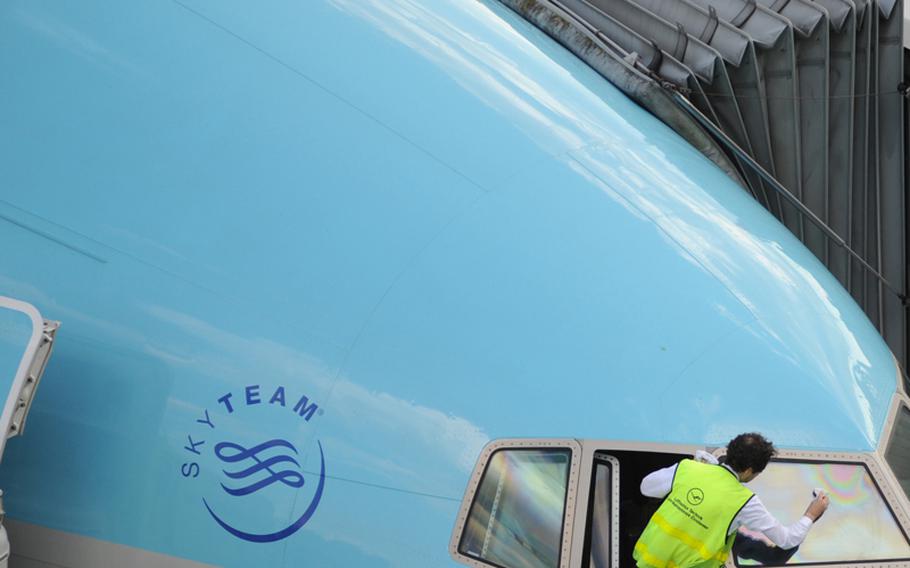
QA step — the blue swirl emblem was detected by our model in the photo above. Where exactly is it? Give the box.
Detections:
[214,439,306,496]
[180,385,325,543]
[204,440,326,543]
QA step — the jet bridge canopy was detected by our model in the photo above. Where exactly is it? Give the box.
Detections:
[499,0,908,372]
[0,297,57,460]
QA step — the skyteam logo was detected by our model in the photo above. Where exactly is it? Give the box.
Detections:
[180,385,326,543]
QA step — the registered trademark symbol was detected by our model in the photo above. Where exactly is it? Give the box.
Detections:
[317,408,325,416]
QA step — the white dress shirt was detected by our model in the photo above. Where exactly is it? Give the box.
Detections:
[640,454,813,550]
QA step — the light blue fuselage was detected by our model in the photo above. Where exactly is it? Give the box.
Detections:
[0,0,898,566]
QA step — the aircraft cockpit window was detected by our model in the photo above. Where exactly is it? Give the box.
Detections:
[734,460,910,566]
[454,441,910,568]
[885,405,910,500]
[582,453,620,568]
[457,448,572,568]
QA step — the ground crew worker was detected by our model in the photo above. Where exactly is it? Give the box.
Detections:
[633,432,829,568]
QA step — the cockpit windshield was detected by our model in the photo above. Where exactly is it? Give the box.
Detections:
[453,440,910,568]
[736,460,910,565]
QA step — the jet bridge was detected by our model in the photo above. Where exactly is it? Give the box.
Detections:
[0,297,57,568]
[499,0,909,371]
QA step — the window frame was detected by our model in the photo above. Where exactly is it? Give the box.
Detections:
[879,360,910,507]
[883,400,910,495]
[448,438,582,568]
[579,452,620,568]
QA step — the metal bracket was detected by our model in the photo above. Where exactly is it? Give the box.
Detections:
[8,319,59,439]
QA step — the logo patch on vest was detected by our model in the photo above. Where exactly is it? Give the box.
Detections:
[686,487,705,506]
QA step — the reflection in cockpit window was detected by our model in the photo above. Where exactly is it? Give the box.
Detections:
[735,461,910,566]
[459,449,571,568]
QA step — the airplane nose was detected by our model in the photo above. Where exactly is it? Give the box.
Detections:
[658,317,897,451]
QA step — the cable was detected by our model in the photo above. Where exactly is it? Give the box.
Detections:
[672,92,909,307]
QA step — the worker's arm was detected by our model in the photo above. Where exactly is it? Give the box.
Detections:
[736,493,829,549]
[640,464,678,498]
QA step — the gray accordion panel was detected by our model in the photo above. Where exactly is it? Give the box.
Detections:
[506,0,908,369]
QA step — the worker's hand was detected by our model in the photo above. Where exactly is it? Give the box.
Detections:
[805,491,830,522]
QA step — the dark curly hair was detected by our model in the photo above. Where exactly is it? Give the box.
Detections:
[726,432,776,474]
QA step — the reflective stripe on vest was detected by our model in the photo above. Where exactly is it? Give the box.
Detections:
[634,460,753,568]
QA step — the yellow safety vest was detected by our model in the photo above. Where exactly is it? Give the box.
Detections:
[634,459,753,568]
